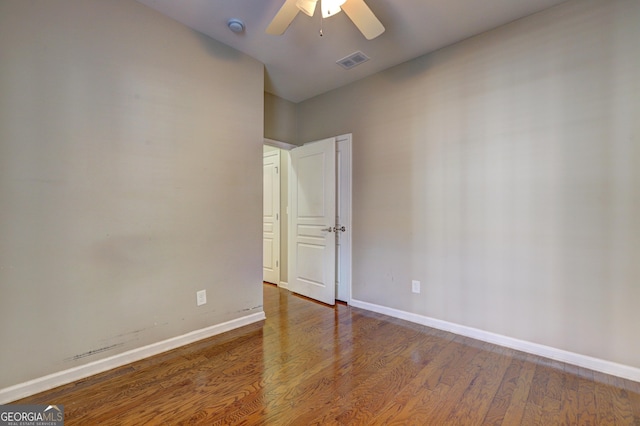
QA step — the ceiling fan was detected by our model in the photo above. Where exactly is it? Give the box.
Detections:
[266,0,385,40]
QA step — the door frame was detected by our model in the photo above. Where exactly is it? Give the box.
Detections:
[336,134,352,303]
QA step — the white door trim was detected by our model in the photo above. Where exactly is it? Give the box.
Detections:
[264,138,297,151]
[336,134,352,304]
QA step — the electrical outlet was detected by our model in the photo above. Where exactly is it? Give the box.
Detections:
[412,280,421,294]
[196,289,207,306]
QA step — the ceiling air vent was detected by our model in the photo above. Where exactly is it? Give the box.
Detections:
[336,51,370,70]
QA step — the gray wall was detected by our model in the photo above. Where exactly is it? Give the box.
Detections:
[0,0,264,388]
[298,0,640,368]
[264,92,298,145]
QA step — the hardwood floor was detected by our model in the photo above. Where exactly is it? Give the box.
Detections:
[15,283,640,425]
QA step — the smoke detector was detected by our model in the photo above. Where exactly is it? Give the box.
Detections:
[227,19,245,33]
[336,51,370,70]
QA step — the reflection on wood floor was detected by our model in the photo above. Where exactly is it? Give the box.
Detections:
[16,283,640,424]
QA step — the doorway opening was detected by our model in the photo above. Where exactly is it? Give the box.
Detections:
[263,134,351,304]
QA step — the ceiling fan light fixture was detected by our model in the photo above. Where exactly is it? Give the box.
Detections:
[321,0,346,18]
[296,0,318,17]
[267,0,384,40]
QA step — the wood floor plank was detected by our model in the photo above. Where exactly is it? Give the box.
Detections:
[370,337,478,424]
[305,329,455,425]
[628,388,640,425]
[520,361,552,425]
[428,342,505,425]
[319,339,433,424]
[442,345,512,425]
[375,339,490,425]
[247,321,422,425]
[578,367,599,426]
[482,356,525,425]
[594,370,617,425]
[166,303,391,424]
[555,365,580,425]
[12,284,640,425]
[497,353,538,425]
[607,374,636,425]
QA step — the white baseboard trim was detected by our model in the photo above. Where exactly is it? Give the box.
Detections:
[350,299,640,383]
[279,281,289,289]
[0,312,266,404]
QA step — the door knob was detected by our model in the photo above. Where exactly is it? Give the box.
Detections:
[321,227,333,232]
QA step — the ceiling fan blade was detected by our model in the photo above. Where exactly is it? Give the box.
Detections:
[266,0,301,35]
[341,0,385,40]
[297,0,319,17]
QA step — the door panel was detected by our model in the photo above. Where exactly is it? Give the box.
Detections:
[289,138,336,305]
[263,150,280,284]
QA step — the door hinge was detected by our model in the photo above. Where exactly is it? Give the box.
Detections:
[276,260,279,267]
[276,213,279,221]
[275,166,279,174]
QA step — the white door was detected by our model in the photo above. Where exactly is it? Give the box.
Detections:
[263,150,280,284]
[289,138,336,305]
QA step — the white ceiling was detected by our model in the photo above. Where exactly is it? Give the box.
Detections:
[137,0,567,103]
